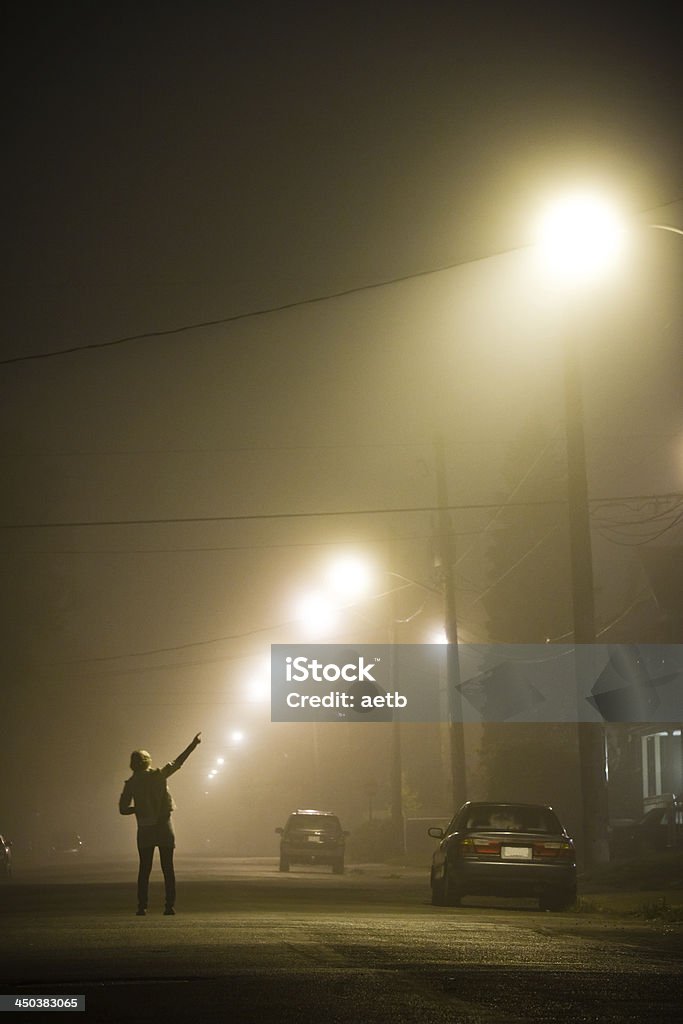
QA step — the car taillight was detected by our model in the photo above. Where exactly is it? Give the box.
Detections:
[460,837,502,858]
[532,841,571,860]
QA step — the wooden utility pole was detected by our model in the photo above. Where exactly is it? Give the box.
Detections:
[434,435,467,810]
[388,601,405,856]
[564,336,610,866]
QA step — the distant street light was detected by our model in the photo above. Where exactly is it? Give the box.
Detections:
[294,591,338,635]
[326,555,373,600]
[532,193,682,866]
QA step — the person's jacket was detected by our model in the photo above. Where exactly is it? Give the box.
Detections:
[119,740,197,827]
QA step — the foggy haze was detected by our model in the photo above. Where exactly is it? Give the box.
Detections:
[2,3,681,860]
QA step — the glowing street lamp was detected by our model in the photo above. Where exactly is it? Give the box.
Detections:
[247,677,270,703]
[535,191,626,283]
[326,555,373,600]
[294,590,338,635]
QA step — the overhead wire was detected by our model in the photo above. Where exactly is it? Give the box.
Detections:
[3,491,681,531]
[2,197,681,368]
[0,242,522,366]
[452,432,564,573]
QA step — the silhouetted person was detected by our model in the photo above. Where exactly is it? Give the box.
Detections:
[119,732,201,916]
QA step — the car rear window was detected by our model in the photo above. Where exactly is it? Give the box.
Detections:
[288,814,341,831]
[458,805,562,834]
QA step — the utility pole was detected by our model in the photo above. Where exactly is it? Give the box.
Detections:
[564,336,610,866]
[388,599,405,856]
[434,435,467,810]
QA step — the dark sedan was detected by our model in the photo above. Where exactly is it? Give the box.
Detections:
[609,804,683,858]
[428,801,577,911]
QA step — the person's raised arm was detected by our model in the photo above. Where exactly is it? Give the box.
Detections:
[164,732,202,776]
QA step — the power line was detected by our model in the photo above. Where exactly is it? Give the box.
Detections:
[47,581,419,665]
[453,433,563,572]
[0,243,519,366]
[2,430,679,459]
[3,492,680,531]
[0,527,528,556]
[3,200,680,368]
[462,524,562,611]
[597,514,683,547]
[0,499,564,530]
[0,441,438,456]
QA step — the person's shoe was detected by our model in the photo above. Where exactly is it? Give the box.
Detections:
[135,908,146,916]
[163,907,175,916]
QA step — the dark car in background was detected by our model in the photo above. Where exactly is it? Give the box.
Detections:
[49,831,84,859]
[609,803,683,859]
[276,809,349,874]
[428,801,577,911]
[0,835,11,879]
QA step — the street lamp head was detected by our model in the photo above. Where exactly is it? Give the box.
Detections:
[326,555,372,600]
[294,590,338,635]
[535,192,626,283]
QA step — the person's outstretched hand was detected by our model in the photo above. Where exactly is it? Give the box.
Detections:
[193,732,202,745]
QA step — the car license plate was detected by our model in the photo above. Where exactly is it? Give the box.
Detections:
[307,835,322,843]
[501,845,532,860]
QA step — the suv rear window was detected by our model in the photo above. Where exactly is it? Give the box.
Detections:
[287,814,341,832]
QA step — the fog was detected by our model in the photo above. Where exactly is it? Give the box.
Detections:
[2,4,681,862]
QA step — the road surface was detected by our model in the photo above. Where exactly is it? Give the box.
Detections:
[1,858,680,1022]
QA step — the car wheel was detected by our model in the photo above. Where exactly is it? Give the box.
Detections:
[431,867,446,906]
[332,859,344,875]
[442,862,462,907]
[540,888,576,912]
[279,856,290,872]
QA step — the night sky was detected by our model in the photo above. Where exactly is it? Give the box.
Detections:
[2,2,682,854]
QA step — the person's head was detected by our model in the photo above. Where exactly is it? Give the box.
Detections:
[130,749,152,772]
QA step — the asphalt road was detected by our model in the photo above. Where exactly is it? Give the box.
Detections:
[1,858,681,1023]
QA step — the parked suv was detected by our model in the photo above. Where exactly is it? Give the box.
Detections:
[276,809,349,874]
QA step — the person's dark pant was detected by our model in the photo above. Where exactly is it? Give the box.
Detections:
[137,845,176,910]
